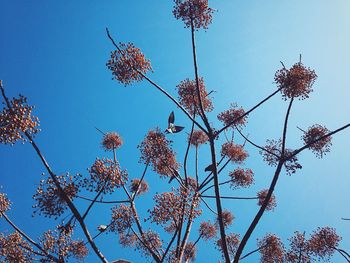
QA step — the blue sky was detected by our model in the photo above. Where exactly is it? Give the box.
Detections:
[1,0,350,262]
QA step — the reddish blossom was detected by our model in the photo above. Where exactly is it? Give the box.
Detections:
[107,42,152,85]
[110,204,134,233]
[119,232,138,248]
[102,132,123,151]
[0,95,40,145]
[216,233,240,258]
[173,0,215,30]
[302,124,332,158]
[136,230,162,257]
[183,242,196,262]
[285,231,311,263]
[138,128,180,178]
[308,227,340,261]
[257,234,285,263]
[199,221,217,240]
[130,178,149,196]
[257,189,277,211]
[189,130,208,147]
[0,232,33,262]
[275,62,317,100]
[217,103,247,129]
[229,168,254,189]
[176,78,213,115]
[221,142,248,164]
[219,210,234,228]
[0,192,11,215]
[70,241,89,261]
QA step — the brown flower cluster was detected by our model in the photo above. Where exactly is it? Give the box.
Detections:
[173,0,215,29]
[110,204,134,233]
[0,95,40,145]
[217,103,247,129]
[257,189,277,211]
[119,232,138,248]
[275,62,317,100]
[199,221,217,240]
[0,232,33,262]
[102,132,123,151]
[229,168,254,189]
[107,42,152,85]
[285,231,311,262]
[257,234,285,263]
[189,129,208,147]
[176,78,213,115]
[221,142,248,164]
[308,227,341,261]
[220,210,234,228]
[303,124,332,158]
[0,192,11,215]
[138,128,180,178]
[216,233,240,258]
[183,242,196,262]
[82,158,128,194]
[130,178,149,196]
[33,173,79,219]
[136,230,162,257]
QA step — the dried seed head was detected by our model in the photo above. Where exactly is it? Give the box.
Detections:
[102,132,123,151]
[303,124,332,158]
[257,189,277,211]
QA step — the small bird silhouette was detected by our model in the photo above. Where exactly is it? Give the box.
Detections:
[97,225,108,232]
[165,111,184,134]
[204,163,218,172]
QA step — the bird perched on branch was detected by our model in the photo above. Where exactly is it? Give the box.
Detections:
[165,111,184,134]
[204,163,218,172]
[97,225,108,232]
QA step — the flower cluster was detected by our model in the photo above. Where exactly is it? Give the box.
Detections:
[183,242,196,262]
[0,95,40,145]
[101,132,123,151]
[33,173,79,219]
[199,221,217,240]
[308,227,341,261]
[138,128,180,178]
[257,189,277,211]
[257,234,285,263]
[119,232,138,248]
[110,204,134,233]
[0,232,33,262]
[176,78,213,115]
[302,124,332,158]
[216,233,240,258]
[81,158,128,194]
[0,192,11,215]
[217,103,247,129]
[229,168,254,189]
[220,210,234,228]
[136,230,162,257]
[107,42,152,85]
[130,178,149,196]
[189,129,208,147]
[173,0,215,29]
[285,231,311,262]
[221,142,248,164]
[275,62,317,100]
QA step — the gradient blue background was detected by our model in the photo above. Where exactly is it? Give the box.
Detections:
[1,1,350,262]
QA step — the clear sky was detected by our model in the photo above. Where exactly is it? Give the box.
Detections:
[1,0,350,262]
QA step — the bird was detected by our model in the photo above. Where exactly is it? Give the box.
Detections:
[165,111,184,134]
[97,225,108,232]
[204,163,218,172]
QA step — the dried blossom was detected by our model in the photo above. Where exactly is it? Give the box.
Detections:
[199,221,217,240]
[221,142,248,164]
[173,0,215,29]
[119,232,138,248]
[107,42,152,85]
[302,124,332,158]
[81,158,128,194]
[308,227,340,261]
[275,62,317,100]
[138,128,180,178]
[219,210,234,228]
[189,129,208,147]
[216,233,240,258]
[229,168,254,189]
[0,232,34,262]
[257,234,285,263]
[33,173,79,219]
[257,189,277,211]
[0,192,11,215]
[110,204,134,233]
[176,78,213,115]
[130,178,149,196]
[285,232,311,263]
[102,132,123,151]
[0,95,40,144]
[183,242,196,262]
[70,241,89,261]
[136,230,162,257]
[217,103,247,129]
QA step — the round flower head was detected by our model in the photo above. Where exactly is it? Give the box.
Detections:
[219,210,234,228]
[257,189,277,211]
[0,232,33,262]
[102,132,123,151]
[189,130,208,147]
[110,204,134,233]
[275,62,317,100]
[302,124,331,158]
[308,227,341,261]
[106,42,152,85]
[0,192,11,215]
[257,234,285,263]
[199,221,217,240]
[129,178,149,196]
[286,231,311,262]
[183,242,197,262]
[173,0,215,30]
[229,168,254,189]
[217,103,247,129]
[221,142,248,164]
[216,233,240,258]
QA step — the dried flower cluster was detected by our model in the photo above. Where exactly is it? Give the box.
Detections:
[303,124,332,158]
[0,95,40,144]
[138,128,180,178]
[275,62,317,100]
[189,129,208,147]
[176,78,213,115]
[173,0,215,29]
[229,168,254,189]
[0,232,33,262]
[107,42,152,85]
[257,189,277,211]
[199,221,217,240]
[33,173,79,219]
[217,103,247,129]
[0,192,11,215]
[257,234,285,263]
[130,178,149,196]
[220,210,234,228]
[82,158,128,194]
[102,132,123,151]
[308,227,341,261]
[110,204,134,233]
[136,230,162,257]
[216,233,240,258]
[183,242,197,262]
[285,231,311,262]
[119,232,138,248]
[221,142,248,164]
